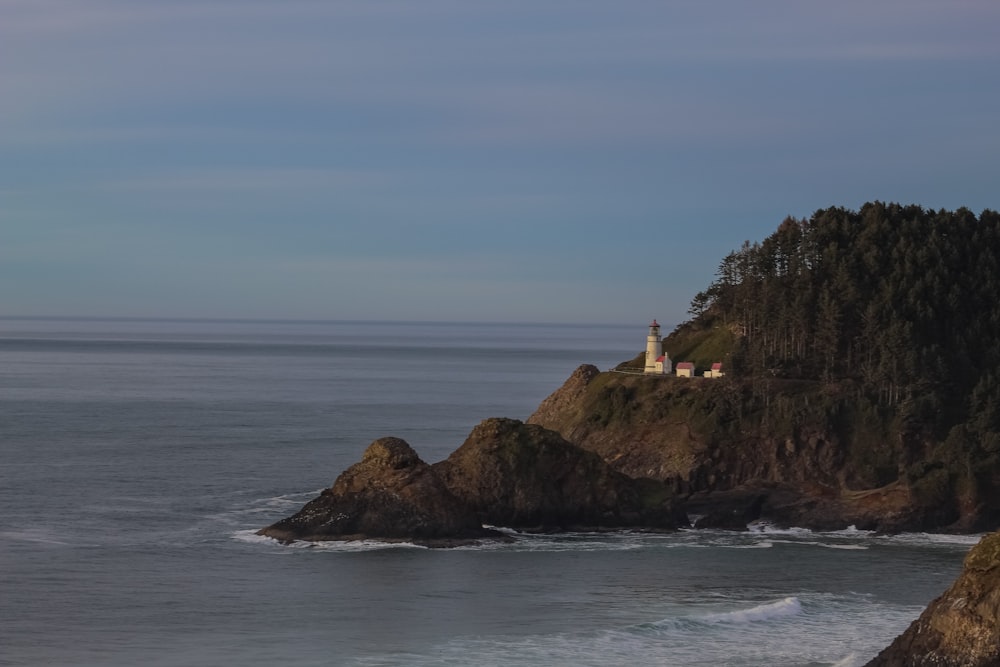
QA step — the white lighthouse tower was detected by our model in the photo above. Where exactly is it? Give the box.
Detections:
[644,320,670,374]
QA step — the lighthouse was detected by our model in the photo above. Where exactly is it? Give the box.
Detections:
[644,320,670,374]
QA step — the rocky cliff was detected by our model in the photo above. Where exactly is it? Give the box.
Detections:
[864,531,1000,666]
[528,364,993,532]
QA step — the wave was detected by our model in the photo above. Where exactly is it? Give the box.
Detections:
[742,521,981,551]
[699,596,803,625]
[879,532,983,547]
[636,597,803,636]
[341,590,921,667]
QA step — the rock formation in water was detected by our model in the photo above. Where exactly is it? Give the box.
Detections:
[257,437,500,546]
[433,417,687,531]
[260,420,687,545]
[864,531,1000,666]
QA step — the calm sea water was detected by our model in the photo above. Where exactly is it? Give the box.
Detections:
[0,318,976,667]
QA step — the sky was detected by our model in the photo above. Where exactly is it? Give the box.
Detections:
[2,1,998,325]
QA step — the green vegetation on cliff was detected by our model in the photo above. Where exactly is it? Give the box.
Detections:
[685,202,1000,444]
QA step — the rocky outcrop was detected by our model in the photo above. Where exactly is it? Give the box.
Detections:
[257,437,500,546]
[433,418,688,531]
[260,421,688,546]
[865,531,1000,666]
[528,365,992,533]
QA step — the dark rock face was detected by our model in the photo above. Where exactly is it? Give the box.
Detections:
[257,437,498,546]
[865,531,1000,666]
[433,418,688,531]
[686,480,924,532]
[528,365,990,533]
[691,490,766,530]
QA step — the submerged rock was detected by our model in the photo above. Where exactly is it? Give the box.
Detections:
[865,531,1000,666]
[257,437,500,546]
[433,417,688,531]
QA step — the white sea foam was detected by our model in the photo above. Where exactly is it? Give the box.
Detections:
[451,528,665,552]
[746,521,981,549]
[307,539,428,552]
[457,533,647,553]
[880,532,983,548]
[743,522,981,552]
[231,529,428,551]
[508,539,643,553]
[818,542,869,550]
[232,529,281,545]
[747,521,814,536]
[768,538,870,551]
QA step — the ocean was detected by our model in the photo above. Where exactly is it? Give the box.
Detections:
[0,318,976,667]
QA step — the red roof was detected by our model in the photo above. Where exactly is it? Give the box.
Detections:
[650,319,659,327]
[711,362,723,371]
[656,355,666,362]
[676,362,694,369]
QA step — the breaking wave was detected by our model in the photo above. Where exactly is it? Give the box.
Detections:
[639,596,803,633]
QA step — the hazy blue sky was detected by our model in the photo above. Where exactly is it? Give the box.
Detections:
[3,1,998,325]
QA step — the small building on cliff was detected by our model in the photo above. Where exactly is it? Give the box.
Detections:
[675,362,695,378]
[644,320,671,375]
[704,362,725,378]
